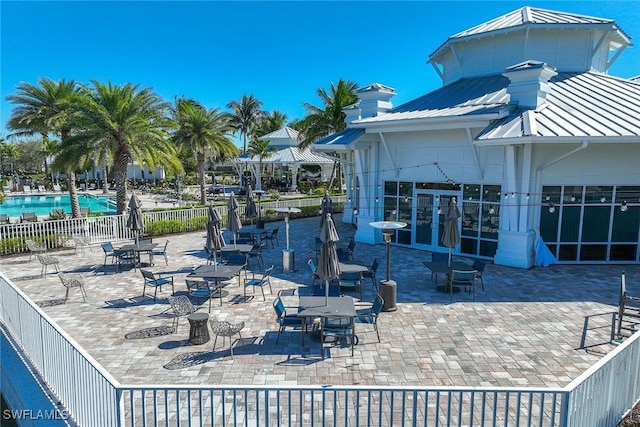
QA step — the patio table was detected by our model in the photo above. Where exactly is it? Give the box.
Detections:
[297,296,356,356]
[221,244,253,254]
[117,242,158,269]
[188,264,245,290]
[423,260,473,293]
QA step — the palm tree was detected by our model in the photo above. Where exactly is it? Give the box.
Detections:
[172,98,239,204]
[61,80,181,214]
[40,134,59,185]
[226,94,265,153]
[298,78,358,149]
[255,110,288,137]
[247,137,276,191]
[6,77,84,217]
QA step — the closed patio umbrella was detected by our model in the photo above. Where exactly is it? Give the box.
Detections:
[317,212,341,305]
[126,194,144,247]
[206,206,225,269]
[245,185,257,225]
[441,196,461,266]
[319,191,334,229]
[226,192,242,247]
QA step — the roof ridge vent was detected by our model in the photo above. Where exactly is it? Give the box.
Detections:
[503,61,557,109]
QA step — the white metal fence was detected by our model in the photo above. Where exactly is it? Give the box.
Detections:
[1,272,638,426]
[0,196,345,256]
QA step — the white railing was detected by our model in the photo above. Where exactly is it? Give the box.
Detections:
[564,331,640,427]
[2,260,637,427]
[0,272,122,426]
[0,196,345,256]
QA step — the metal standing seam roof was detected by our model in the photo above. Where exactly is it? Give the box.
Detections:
[312,128,365,148]
[429,6,631,62]
[258,126,300,141]
[237,147,335,164]
[349,71,640,141]
[477,72,640,140]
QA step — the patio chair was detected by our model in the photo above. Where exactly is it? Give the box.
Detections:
[238,231,255,245]
[337,249,351,262]
[338,271,364,299]
[262,227,280,248]
[52,184,62,192]
[312,281,341,297]
[203,246,221,266]
[307,258,320,288]
[247,242,265,270]
[36,254,60,278]
[361,258,380,290]
[448,270,478,301]
[150,240,169,266]
[355,294,384,342]
[80,207,90,216]
[186,278,221,311]
[101,242,119,267]
[0,214,9,224]
[25,239,47,262]
[273,297,305,344]
[37,185,46,193]
[210,319,244,358]
[21,212,37,222]
[244,265,274,300]
[472,260,486,291]
[58,273,87,303]
[22,185,32,193]
[430,252,449,284]
[345,239,356,261]
[167,295,196,332]
[322,317,354,356]
[72,236,92,255]
[221,250,248,284]
[140,269,175,300]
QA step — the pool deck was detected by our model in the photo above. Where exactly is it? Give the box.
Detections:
[1,213,639,389]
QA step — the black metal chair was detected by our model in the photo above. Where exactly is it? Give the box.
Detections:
[244,265,274,300]
[448,270,478,301]
[186,278,221,311]
[361,258,380,290]
[273,297,305,344]
[355,294,384,342]
[472,260,486,291]
[140,269,175,300]
[263,227,280,248]
[247,243,265,270]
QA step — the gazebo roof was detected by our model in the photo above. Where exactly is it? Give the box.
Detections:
[237,147,334,164]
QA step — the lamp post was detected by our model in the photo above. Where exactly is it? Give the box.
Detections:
[369,221,407,311]
[275,206,301,272]
[253,190,266,228]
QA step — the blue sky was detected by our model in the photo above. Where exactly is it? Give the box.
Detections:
[2,1,639,145]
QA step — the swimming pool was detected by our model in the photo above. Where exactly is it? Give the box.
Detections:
[0,194,116,217]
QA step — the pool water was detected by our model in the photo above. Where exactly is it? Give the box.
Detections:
[0,194,116,217]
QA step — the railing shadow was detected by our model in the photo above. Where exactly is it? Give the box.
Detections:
[576,312,618,355]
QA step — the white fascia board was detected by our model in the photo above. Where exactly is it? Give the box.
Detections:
[474,135,640,146]
[354,115,502,134]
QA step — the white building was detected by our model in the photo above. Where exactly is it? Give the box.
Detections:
[314,6,640,268]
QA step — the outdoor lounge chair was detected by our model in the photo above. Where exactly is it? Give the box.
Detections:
[22,185,32,193]
[210,319,244,358]
[21,212,37,222]
[0,214,9,224]
[140,269,175,300]
[52,184,62,192]
[167,295,196,332]
[58,273,87,302]
[244,265,274,300]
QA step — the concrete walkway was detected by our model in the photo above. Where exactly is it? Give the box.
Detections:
[1,213,638,388]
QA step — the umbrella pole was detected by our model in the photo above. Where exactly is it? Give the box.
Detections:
[448,248,452,267]
[325,280,329,306]
[214,250,218,270]
[233,234,237,248]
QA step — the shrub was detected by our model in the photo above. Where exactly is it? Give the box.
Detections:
[267,189,280,200]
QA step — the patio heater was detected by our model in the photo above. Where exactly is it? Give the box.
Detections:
[253,190,266,228]
[275,206,301,272]
[369,221,407,312]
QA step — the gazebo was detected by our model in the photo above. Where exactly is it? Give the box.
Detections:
[234,127,335,191]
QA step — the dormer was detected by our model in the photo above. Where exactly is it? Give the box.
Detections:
[428,6,632,85]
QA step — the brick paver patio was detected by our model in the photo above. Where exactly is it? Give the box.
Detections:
[2,213,638,389]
